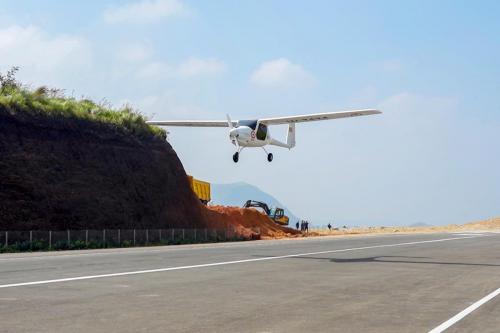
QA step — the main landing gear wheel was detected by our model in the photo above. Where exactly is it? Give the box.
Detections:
[267,153,273,162]
[233,152,239,163]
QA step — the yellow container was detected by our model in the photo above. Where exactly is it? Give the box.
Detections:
[187,176,211,205]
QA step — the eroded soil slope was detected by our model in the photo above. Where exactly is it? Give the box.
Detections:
[0,110,208,230]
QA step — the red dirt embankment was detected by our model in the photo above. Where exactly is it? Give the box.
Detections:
[204,205,300,239]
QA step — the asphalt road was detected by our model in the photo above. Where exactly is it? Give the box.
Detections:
[1,232,500,333]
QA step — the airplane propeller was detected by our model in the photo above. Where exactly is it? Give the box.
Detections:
[227,114,241,162]
[227,114,238,146]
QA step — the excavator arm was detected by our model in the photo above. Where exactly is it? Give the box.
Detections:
[243,200,271,215]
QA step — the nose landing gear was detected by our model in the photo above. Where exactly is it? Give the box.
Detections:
[232,146,244,163]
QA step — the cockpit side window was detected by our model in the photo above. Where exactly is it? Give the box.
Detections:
[256,123,268,140]
[237,120,257,130]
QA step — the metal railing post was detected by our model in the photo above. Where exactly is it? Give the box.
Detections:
[146,229,149,244]
[30,230,32,249]
[5,231,8,248]
[85,230,88,246]
[49,231,52,250]
[118,229,121,246]
[67,230,70,246]
[171,229,174,241]
[194,229,197,241]
[133,229,136,246]
[159,229,162,242]
[103,229,106,247]
[182,229,185,241]
[205,228,208,241]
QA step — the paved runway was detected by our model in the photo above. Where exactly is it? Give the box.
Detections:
[1,232,500,332]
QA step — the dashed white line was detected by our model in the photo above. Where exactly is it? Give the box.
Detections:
[428,287,500,333]
[0,236,479,289]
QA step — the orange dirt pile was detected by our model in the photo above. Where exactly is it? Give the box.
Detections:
[204,205,300,239]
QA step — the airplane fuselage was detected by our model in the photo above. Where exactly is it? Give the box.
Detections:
[229,124,269,147]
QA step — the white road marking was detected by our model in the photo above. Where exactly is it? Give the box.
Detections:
[428,287,500,333]
[0,236,479,289]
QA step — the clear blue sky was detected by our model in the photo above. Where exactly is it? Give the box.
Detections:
[1,0,499,226]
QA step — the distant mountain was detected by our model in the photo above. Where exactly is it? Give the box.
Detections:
[408,222,433,227]
[211,182,300,223]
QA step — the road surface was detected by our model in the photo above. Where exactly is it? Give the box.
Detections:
[1,232,500,332]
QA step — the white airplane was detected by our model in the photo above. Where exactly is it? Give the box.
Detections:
[147,109,381,163]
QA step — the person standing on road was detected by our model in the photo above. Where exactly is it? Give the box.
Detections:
[296,221,300,230]
[327,223,332,231]
[305,221,309,233]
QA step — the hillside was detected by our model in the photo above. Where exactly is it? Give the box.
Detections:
[211,182,300,223]
[0,80,209,230]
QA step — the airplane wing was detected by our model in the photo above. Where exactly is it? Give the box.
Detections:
[146,120,235,127]
[147,109,381,127]
[259,109,381,125]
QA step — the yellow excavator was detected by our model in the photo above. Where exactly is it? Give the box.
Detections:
[243,200,289,226]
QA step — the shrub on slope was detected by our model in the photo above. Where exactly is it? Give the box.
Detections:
[0,67,165,141]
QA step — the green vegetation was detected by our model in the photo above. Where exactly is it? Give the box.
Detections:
[0,67,166,140]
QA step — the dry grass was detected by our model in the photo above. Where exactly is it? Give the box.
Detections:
[306,217,500,237]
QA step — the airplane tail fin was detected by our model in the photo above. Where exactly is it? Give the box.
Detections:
[268,123,296,149]
[286,123,296,149]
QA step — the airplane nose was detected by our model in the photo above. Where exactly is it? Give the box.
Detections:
[229,128,239,144]
[229,128,239,138]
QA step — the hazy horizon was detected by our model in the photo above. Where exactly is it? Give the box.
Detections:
[1,0,499,226]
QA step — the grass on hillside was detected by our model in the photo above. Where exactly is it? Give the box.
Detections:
[0,67,166,140]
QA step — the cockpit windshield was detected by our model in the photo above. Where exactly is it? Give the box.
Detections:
[237,120,257,130]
